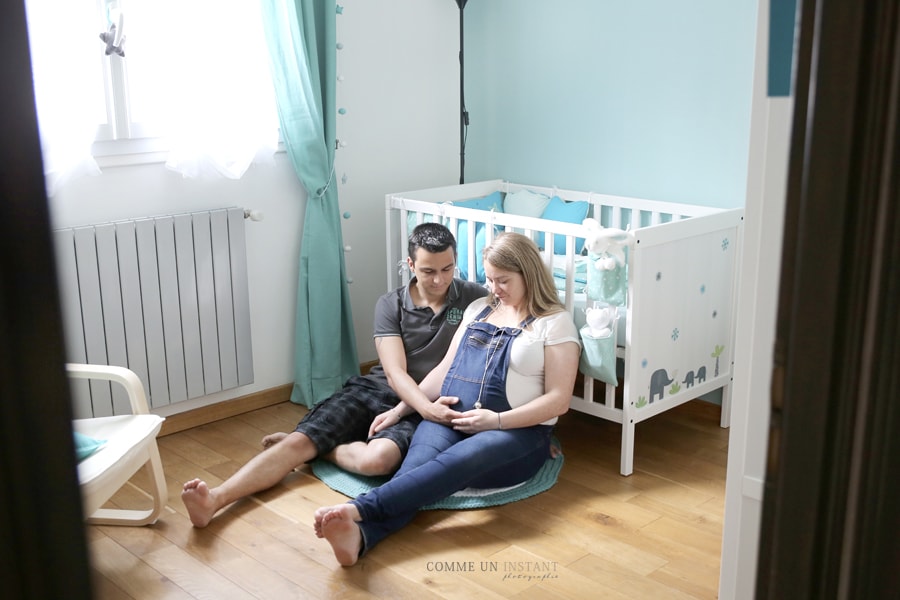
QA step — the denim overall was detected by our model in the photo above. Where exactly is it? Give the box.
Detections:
[440,306,532,412]
[351,306,554,554]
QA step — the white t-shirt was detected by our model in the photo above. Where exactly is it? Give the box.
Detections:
[458,298,580,425]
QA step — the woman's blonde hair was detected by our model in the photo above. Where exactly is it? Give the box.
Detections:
[482,232,564,318]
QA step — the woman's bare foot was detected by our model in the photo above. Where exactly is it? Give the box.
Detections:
[313,506,330,538]
[313,503,360,537]
[261,431,288,449]
[181,478,219,528]
[316,504,363,566]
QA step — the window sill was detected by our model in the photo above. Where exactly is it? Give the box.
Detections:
[92,137,170,169]
[91,138,286,170]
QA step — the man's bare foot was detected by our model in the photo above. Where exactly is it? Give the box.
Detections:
[261,432,288,449]
[550,441,563,459]
[181,478,219,528]
[318,504,363,566]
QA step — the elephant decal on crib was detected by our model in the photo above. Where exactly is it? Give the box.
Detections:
[681,365,708,388]
[649,368,675,403]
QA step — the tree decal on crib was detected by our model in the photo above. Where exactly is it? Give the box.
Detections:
[711,345,725,377]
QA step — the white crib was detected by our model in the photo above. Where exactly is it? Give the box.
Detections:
[385,180,743,475]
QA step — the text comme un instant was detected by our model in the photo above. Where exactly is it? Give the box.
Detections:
[425,560,559,573]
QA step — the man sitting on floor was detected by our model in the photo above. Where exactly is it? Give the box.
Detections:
[182,223,488,527]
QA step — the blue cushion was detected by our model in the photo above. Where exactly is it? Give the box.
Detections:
[536,196,590,254]
[74,431,106,462]
[406,212,441,235]
[454,191,503,281]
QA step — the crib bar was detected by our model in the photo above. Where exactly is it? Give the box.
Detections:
[561,240,576,313]
[609,207,623,230]
[605,377,616,408]
[400,208,411,285]
[465,219,477,281]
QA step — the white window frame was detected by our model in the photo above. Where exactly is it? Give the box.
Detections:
[88,0,281,168]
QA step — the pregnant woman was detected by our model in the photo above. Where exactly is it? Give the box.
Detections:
[314,232,580,566]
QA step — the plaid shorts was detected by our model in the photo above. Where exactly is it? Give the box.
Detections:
[294,375,422,459]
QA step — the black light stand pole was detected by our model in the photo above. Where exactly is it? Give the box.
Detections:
[456,0,468,184]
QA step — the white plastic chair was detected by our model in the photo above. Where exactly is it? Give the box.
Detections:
[69,364,167,526]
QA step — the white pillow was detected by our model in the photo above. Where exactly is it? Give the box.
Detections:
[503,188,550,218]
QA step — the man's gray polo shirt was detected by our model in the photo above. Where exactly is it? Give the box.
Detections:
[367,277,488,388]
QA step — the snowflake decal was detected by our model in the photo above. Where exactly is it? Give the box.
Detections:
[641,358,648,368]
[722,238,730,251]
[671,328,680,341]
[700,284,706,294]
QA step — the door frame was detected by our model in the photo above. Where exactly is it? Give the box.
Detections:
[757,0,900,597]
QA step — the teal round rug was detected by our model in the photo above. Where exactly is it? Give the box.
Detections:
[311,446,563,510]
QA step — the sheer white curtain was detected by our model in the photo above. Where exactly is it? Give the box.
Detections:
[25,0,278,193]
[25,0,104,196]
[128,0,279,178]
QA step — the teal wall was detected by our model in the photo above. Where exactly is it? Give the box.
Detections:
[464,0,757,208]
[769,0,796,96]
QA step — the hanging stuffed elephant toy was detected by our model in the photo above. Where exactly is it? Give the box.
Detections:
[582,218,633,305]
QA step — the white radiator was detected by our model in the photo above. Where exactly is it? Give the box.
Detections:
[55,207,254,418]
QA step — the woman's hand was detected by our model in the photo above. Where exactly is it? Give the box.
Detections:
[450,409,502,433]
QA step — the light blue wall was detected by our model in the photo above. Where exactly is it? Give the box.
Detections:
[464,0,757,208]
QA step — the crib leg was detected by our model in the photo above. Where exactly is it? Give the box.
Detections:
[720,379,733,428]
[620,418,635,476]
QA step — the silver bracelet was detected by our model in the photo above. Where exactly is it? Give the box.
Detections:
[497,412,503,429]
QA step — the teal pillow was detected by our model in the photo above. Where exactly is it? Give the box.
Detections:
[74,431,106,462]
[454,191,503,281]
[406,212,442,236]
[536,195,590,254]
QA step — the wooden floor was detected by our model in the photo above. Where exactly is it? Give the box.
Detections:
[86,399,729,599]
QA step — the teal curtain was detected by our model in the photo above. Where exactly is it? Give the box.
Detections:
[260,0,359,407]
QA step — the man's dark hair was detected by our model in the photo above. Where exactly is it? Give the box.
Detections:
[408,222,457,261]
